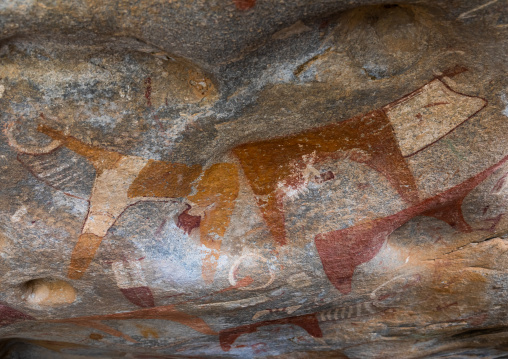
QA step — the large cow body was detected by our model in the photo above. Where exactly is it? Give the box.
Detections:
[9,76,490,292]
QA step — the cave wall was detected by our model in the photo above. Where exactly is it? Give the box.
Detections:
[0,1,508,358]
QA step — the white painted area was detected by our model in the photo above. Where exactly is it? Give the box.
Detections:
[200,296,269,310]
[112,260,147,289]
[458,0,499,19]
[11,206,27,223]
[287,272,312,288]
[272,20,312,40]
[252,305,301,320]
[0,84,5,98]
[385,79,486,156]
[228,254,275,290]
[5,121,62,155]
[83,156,148,237]
[502,94,508,118]
[252,310,270,320]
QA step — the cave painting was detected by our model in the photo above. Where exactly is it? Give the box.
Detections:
[233,72,498,294]
[48,304,217,343]
[220,313,322,351]
[112,259,155,308]
[316,154,508,294]
[220,273,422,351]
[6,69,495,295]
[6,123,239,283]
[0,304,33,327]
[220,298,386,351]
[0,303,216,343]
[233,74,487,246]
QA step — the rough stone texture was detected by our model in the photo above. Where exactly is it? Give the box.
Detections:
[0,0,508,358]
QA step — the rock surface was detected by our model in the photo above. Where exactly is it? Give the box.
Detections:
[0,0,508,358]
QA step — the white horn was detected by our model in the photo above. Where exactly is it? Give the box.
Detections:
[4,121,62,155]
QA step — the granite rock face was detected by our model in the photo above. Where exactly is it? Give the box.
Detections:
[0,1,508,358]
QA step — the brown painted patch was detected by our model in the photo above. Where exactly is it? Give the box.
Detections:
[68,233,103,280]
[438,65,468,79]
[188,163,239,284]
[0,304,34,327]
[233,0,256,11]
[37,125,123,176]
[267,350,350,359]
[315,170,335,183]
[89,333,103,341]
[233,109,419,245]
[144,77,152,107]
[66,319,137,343]
[127,160,202,199]
[34,125,239,282]
[50,304,217,342]
[24,340,88,353]
[136,324,159,339]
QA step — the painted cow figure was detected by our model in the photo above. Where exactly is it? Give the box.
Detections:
[7,73,495,295]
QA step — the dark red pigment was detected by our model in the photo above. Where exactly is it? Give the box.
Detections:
[144,77,152,107]
[0,304,34,327]
[315,154,508,294]
[120,286,155,308]
[177,205,201,234]
[219,313,322,351]
[315,171,335,184]
[233,0,256,10]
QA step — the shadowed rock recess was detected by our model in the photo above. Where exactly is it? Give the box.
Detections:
[0,0,507,358]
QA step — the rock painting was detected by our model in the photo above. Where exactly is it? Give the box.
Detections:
[6,124,240,283]
[5,71,494,298]
[221,273,423,352]
[228,254,275,291]
[112,259,155,308]
[233,0,256,11]
[232,73,496,294]
[317,300,382,323]
[219,313,323,351]
[0,304,33,327]
[1,0,507,355]
[233,72,486,248]
[48,304,217,343]
[314,154,508,294]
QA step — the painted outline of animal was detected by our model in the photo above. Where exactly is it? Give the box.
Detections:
[315,153,508,294]
[5,122,239,283]
[5,68,489,290]
[233,73,487,246]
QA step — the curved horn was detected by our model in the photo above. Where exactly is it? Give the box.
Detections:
[4,121,62,155]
